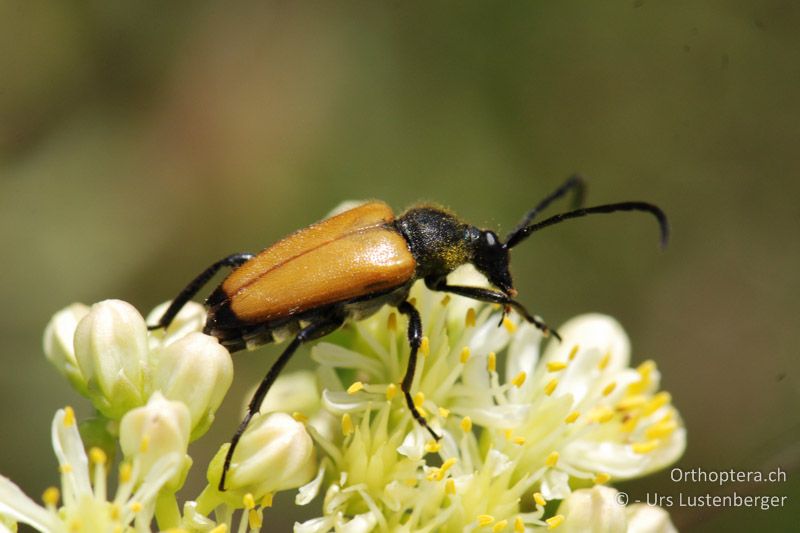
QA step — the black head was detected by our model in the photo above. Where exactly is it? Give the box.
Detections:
[467,227,516,296]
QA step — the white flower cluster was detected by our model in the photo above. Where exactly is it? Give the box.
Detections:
[44,299,232,437]
[283,267,685,532]
[0,268,684,532]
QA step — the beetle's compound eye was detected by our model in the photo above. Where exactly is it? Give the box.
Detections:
[472,230,513,294]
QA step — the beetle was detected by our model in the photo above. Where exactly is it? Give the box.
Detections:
[149,175,668,490]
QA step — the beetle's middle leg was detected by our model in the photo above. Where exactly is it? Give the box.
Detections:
[219,314,344,491]
[398,300,442,441]
[148,252,255,330]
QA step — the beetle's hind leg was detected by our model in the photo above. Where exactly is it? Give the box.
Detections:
[398,300,442,441]
[219,315,344,491]
[148,252,254,331]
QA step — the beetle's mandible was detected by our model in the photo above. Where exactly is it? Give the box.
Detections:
[149,175,669,491]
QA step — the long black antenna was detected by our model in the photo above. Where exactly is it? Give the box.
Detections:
[505,175,587,243]
[505,201,669,249]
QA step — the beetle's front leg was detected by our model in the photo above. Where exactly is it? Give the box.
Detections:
[426,279,561,341]
[397,300,441,441]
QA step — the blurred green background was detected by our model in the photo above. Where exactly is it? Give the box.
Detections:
[1,2,798,531]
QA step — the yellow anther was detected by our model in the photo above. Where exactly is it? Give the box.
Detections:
[118,463,132,483]
[445,478,456,495]
[414,391,425,408]
[503,317,517,333]
[436,458,457,480]
[602,382,617,396]
[545,451,560,467]
[547,361,567,372]
[511,371,527,387]
[441,294,451,306]
[420,336,430,356]
[63,406,76,427]
[632,440,660,454]
[139,436,150,453]
[292,412,308,423]
[628,361,656,393]
[461,416,473,433]
[347,381,364,394]
[387,312,397,331]
[493,519,509,532]
[341,413,354,436]
[533,492,546,507]
[514,517,525,533]
[404,478,418,487]
[441,457,457,472]
[646,419,678,440]
[425,440,442,453]
[243,493,256,510]
[59,464,73,474]
[248,509,262,529]
[512,436,526,446]
[261,493,274,508]
[598,352,611,370]
[477,514,495,527]
[487,352,497,373]
[417,405,428,418]
[460,346,471,363]
[42,486,60,506]
[621,415,640,433]
[109,503,121,520]
[438,406,451,418]
[637,360,656,377]
[89,447,107,466]
[594,472,611,484]
[546,514,565,529]
[590,406,615,424]
[465,308,477,328]
[643,392,671,415]
[568,344,580,360]
[386,383,398,400]
[504,428,514,441]
[209,525,228,533]
[68,519,81,532]
[544,378,558,396]
[616,394,647,411]
[564,411,580,424]
[130,501,143,513]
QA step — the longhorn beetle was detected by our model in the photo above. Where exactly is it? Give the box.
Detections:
[149,175,669,490]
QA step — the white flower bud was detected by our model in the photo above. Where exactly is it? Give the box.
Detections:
[74,300,149,418]
[151,332,233,440]
[145,300,207,349]
[43,303,90,395]
[119,392,191,490]
[556,486,628,533]
[626,503,677,533]
[258,370,319,415]
[224,412,316,499]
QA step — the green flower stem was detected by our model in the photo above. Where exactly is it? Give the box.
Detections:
[195,485,226,517]
[155,490,181,530]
